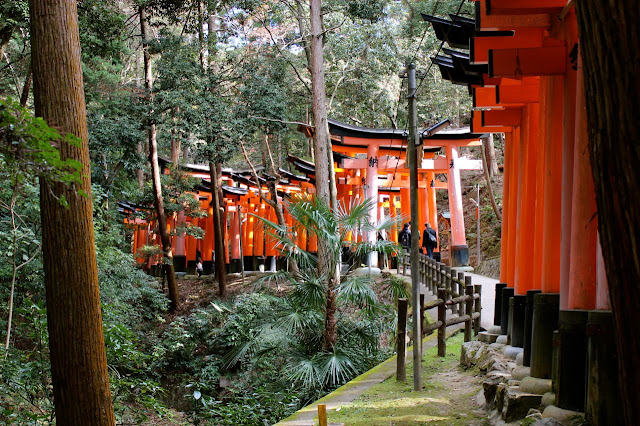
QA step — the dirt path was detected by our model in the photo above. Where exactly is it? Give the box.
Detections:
[278,333,488,426]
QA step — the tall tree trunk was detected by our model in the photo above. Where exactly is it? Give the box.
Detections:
[204,6,227,296]
[136,140,144,188]
[19,63,31,107]
[309,0,336,351]
[483,133,499,177]
[575,3,640,424]
[209,161,227,296]
[481,136,502,222]
[28,0,115,423]
[140,6,179,310]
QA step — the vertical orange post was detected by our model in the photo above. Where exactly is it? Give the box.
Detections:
[567,61,597,310]
[230,205,240,260]
[499,131,512,283]
[445,146,468,267]
[540,76,564,293]
[389,196,398,243]
[514,103,539,295]
[532,79,548,290]
[265,206,277,257]
[418,184,428,238]
[174,210,186,256]
[245,200,255,257]
[508,127,522,287]
[399,187,410,229]
[254,203,265,257]
[559,10,578,309]
[203,206,214,262]
[357,168,366,242]
[426,172,438,243]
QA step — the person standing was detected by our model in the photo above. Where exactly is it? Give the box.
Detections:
[422,222,437,259]
[399,223,411,250]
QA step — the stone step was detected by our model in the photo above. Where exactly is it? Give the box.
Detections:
[502,387,544,423]
[479,331,499,343]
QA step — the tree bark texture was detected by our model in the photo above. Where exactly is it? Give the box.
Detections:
[481,137,502,222]
[209,161,227,296]
[309,0,336,351]
[575,2,640,424]
[483,134,499,177]
[140,7,179,310]
[28,0,115,423]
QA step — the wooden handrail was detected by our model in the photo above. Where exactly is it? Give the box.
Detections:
[396,253,483,365]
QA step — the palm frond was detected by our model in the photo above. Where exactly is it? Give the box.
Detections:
[319,348,357,386]
[290,276,327,310]
[335,197,376,233]
[337,276,378,311]
[286,348,323,389]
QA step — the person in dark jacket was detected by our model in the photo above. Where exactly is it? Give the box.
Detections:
[421,222,437,259]
[398,223,411,249]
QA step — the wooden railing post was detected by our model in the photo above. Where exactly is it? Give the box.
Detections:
[473,281,482,335]
[439,263,445,300]
[437,288,447,357]
[465,285,473,342]
[445,266,456,315]
[427,258,433,293]
[318,404,327,426]
[457,271,465,314]
[396,298,408,381]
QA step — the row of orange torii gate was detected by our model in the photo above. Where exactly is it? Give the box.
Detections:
[124,119,487,276]
[422,0,618,421]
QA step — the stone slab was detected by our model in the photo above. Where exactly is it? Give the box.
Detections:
[520,376,553,395]
[511,366,531,381]
[542,405,585,425]
[496,334,509,344]
[504,345,524,360]
[488,325,502,335]
[503,387,544,423]
[541,392,556,408]
[479,331,499,343]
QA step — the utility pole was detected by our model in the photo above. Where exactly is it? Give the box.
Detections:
[407,64,422,391]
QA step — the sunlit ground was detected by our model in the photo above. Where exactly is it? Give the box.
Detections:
[327,334,489,425]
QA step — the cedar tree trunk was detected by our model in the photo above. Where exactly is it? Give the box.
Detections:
[28,0,115,423]
[209,161,227,296]
[576,2,640,424]
[309,0,337,351]
[140,6,179,310]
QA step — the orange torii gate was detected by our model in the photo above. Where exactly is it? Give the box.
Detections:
[425,1,619,421]
[298,119,487,267]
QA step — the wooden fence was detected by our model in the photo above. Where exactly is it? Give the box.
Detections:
[397,251,482,366]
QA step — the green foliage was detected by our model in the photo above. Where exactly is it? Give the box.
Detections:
[0,97,84,197]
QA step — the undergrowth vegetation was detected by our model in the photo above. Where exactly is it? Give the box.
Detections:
[1,189,406,425]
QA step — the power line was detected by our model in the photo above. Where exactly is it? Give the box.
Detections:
[414,0,467,97]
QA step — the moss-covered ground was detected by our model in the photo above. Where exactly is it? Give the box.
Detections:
[327,333,488,425]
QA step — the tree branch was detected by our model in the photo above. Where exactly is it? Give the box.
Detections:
[238,139,276,210]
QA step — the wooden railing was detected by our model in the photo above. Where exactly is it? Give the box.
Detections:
[396,250,482,366]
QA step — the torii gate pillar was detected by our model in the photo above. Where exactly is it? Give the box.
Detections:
[445,146,469,266]
[366,143,379,266]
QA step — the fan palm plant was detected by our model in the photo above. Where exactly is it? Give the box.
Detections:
[220,196,402,393]
[256,195,402,350]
